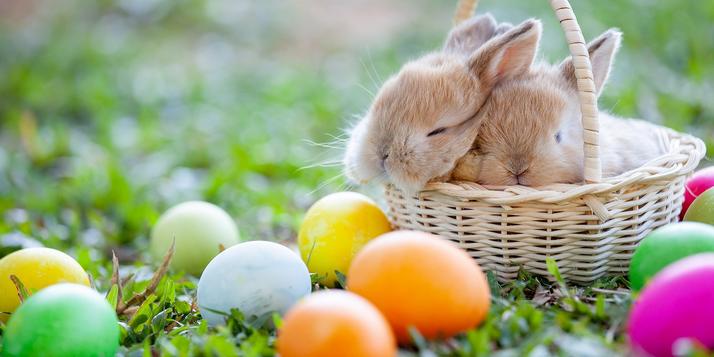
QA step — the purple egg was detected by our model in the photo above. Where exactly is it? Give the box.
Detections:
[627,253,714,357]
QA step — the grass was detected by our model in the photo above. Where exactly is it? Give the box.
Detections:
[0,0,713,356]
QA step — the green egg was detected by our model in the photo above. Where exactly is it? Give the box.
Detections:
[684,187,714,225]
[629,222,714,291]
[1,283,119,357]
[150,201,240,276]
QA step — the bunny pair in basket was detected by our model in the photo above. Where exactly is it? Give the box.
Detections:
[343,14,667,193]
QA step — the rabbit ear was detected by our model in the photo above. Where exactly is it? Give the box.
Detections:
[467,19,542,89]
[494,22,514,36]
[443,14,498,56]
[561,29,622,96]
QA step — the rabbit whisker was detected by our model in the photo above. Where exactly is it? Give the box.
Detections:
[359,56,381,93]
[308,173,345,196]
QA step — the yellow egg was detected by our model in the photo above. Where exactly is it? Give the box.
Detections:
[0,248,90,322]
[298,192,391,287]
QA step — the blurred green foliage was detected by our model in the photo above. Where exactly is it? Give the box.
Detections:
[0,0,358,250]
[0,0,711,250]
[0,0,712,355]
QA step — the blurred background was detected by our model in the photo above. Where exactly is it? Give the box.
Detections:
[0,0,712,259]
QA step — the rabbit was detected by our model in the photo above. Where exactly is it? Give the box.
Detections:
[452,29,668,187]
[343,16,542,193]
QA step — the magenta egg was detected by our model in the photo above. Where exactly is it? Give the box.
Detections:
[681,166,714,220]
[627,253,714,357]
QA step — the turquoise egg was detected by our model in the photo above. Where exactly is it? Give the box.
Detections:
[197,241,311,326]
[1,284,119,357]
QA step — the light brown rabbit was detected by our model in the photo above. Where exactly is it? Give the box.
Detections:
[453,29,668,186]
[343,16,542,193]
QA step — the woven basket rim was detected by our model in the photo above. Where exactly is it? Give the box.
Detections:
[403,127,705,204]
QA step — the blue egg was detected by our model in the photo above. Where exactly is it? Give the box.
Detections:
[197,241,312,326]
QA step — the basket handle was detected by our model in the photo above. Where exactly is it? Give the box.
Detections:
[453,0,601,183]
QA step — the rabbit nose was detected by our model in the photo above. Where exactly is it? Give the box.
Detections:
[508,157,529,177]
[508,166,529,177]
[380,153,389,169]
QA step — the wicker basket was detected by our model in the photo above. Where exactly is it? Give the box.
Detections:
[384,0,707,283]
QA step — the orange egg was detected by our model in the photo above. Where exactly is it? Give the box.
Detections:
[347,231,490,343]
[277,290,396,357]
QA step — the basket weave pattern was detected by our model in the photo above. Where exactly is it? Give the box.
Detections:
[384,0,707,282]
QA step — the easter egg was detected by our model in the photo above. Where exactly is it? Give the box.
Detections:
[151,201,240,276]
[1,283,119,357]
[629,222,714,291]
[197,241,311,326]
[681,166,714,219]
[627,253,714,357]
[298,192,391,287]
[684,187,714,225]
[347,231,490,343]
[277,290,396,357]
[0,247,89,322]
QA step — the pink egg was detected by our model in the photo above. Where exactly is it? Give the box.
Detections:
[681,167,714,220]
[627,253,714,357]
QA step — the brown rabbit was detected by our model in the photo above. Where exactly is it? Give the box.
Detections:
[343,16,542,193]
[453,29,667,186]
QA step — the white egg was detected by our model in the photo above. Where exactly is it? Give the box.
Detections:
[197,241,312,326]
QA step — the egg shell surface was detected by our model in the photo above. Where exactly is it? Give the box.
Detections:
[277,290,396,357]
[1,283,119,357]
[298,192,391,287]
[197,241,311,326]
[684,187,714,225]
[629,222,714,291]
[150,201,240,276]
[627,253,714,357]
[0,247,89,322]
[681,166,714,219]
[347,230,490,343]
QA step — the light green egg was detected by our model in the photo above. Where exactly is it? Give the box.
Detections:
[684,187,714,225]
[151,201,240,275]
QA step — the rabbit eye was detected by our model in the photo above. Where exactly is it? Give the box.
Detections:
[427,127,447,137]
[555,131,562,143]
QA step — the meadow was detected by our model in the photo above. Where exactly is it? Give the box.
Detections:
[1,0,713,355]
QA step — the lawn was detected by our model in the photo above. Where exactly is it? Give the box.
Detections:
[0,0,713,356]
